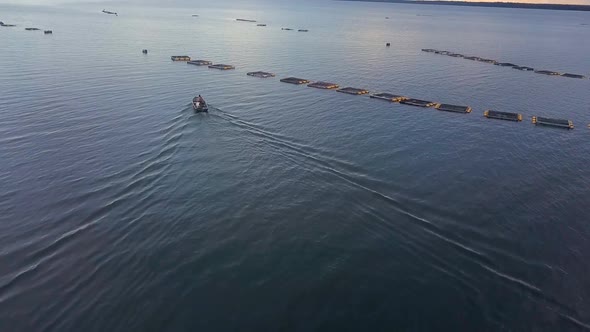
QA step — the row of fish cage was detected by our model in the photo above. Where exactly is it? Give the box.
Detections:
[421,49,587,79]
[172,57,577,130]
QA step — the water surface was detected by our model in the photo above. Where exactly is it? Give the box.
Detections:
[1,1,590,331]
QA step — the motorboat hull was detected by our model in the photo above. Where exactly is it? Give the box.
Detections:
[193,102,208,112]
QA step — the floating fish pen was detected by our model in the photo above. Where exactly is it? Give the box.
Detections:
[435,103,472,113]
[257,24,266,26]
[247,71,275,78]
[298,29,309,32]
[421,49,437,53]
[532,116,574,129]
[562,73,586,79]
[513,66,534,71]
[535,70,560,76]
[464,56,481,61]
[208,64,235,70]
[400,99,436,107]
[370,93,407,102]
[188,60,212,66]
[25,28,40,31]
[308,81,339,89]
[171,56,191,61]
[484,110,522,122]
[477,58,497,64]
[337,87,369,95]
[280,77,309,85]
[44,30,53,34]
[236,18,256,22]
[448,53,464,57]
[495,62,516,67]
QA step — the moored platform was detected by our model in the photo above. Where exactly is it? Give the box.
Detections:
[401,98,437,107]
[188,60,212,66]
[532,116,574,129]
[535,70,560,76]
[280,77,309,84]
[513,66,535,71]
[561,73,586,79]
[370,93,407,102]
[247,71,275,78]
[435,104,472,113]
[208,64,235,70]
[476,58,497,64]
[495,62,516,67]
[171,56,191,61]
[337,87,369,95]
[484,110,522,121]
[308,81,339,89]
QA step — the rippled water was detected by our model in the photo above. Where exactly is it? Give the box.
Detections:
[1,1,590,331]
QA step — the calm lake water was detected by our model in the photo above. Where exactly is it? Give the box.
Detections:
[1,1,590,331]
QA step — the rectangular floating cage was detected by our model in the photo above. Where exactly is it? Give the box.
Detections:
[171,56,191,61]
[337,87,369,95]
[513,66,535,71]
[534,70,560,76]
[495,62,516,67]
[532,116,574,129]
[308,81,339,89]
[208,64,235,70]
[280,77,309,85]
[188,60,212,66]
[247,71,275,78]
[370,93,407,102]
[561,73,586,79]
[476,58,497,64]
[484,110,522,122]
[400,98,437,107]
[435,104,472,113]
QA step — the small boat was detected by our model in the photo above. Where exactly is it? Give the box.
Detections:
[102,9,118,16]
[192,96,208,112]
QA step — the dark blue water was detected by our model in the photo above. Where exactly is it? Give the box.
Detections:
[1,1,590,331]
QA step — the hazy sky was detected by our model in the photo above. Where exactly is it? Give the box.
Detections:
[3,0,589,7]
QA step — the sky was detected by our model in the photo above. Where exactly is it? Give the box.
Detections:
[2,0,589,7]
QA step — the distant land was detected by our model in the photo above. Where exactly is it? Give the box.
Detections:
[344,0,590,11]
